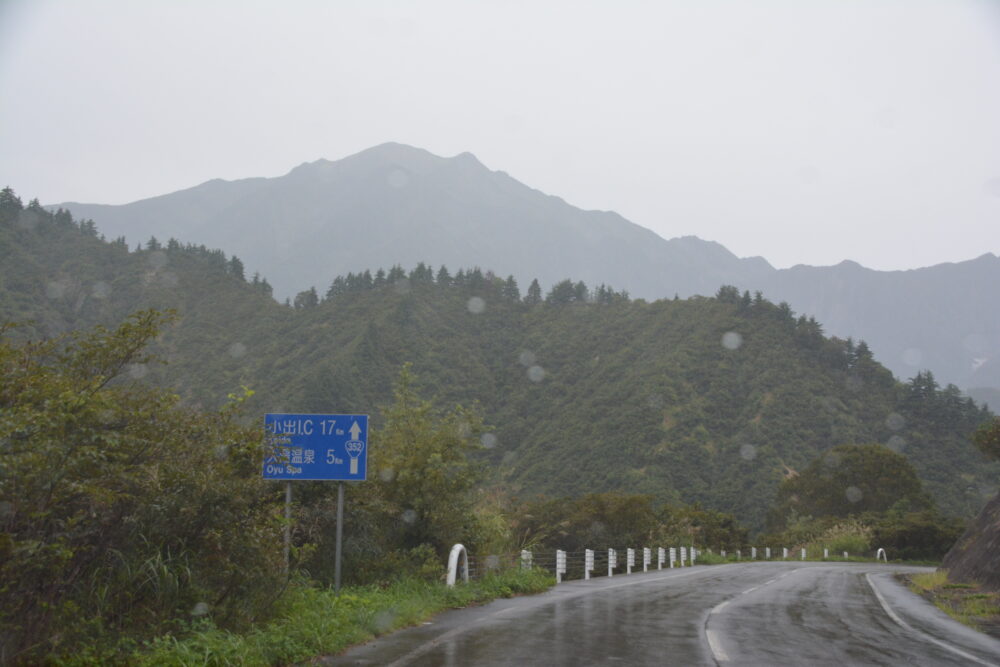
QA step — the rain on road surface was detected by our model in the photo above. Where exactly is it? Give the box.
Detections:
[329,562,1000,666]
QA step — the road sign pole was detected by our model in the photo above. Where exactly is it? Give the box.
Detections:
[335,481,344,593]
[284,482,292,574]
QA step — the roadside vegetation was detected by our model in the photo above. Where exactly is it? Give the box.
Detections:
[908,571,1000,638]
[1,190,995,663]
[137,569,554,667]
[759,444,965,562]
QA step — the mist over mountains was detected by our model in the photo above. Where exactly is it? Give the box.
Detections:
[53,142,1000,398]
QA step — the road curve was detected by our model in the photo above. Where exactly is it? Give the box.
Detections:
[327,562,1000,666]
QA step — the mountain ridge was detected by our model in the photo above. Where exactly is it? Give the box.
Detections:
[48,143,1000,399]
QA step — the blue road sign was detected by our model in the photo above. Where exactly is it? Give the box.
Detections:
[262,413,368,481]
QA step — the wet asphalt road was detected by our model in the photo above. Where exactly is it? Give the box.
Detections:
[329,562,1000,666]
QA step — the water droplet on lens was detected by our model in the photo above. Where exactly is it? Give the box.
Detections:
[797,165,822,185]
[379,467,395,482]
[228,342,247,358]
[91,281,111,299]
[393,278,411,294]
[45,280,68,299]
[485,554,500,570]
[374,610,396,632]
[191,602,209,616]
[845,486,863,503]
[983,177,1000,198]
[17,209,40,229]
[886,435,906,453]
[481,433,498,448]
[149,250,168,270]
[721,332,743,350]
[467,296,485,314]
[740,444,756,461]
[885,413,905,431]
[527,365,546,382]
[518,350,536,367]
[128,364,148,379]
[647,393,664,410]
[401,509,417,524]
[901,348,922,366]
[873,106,899,129]
[387,168,409,188]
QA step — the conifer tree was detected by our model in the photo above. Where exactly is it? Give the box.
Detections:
[502,275,520,301]
[436,265,452,286]
[524,278,542,305]
[228,255,246,281]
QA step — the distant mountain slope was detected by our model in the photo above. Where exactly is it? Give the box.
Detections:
[757,256,1000,400]
[2,198,996,532]
[52,143,1000,397]
[53,142,773,302]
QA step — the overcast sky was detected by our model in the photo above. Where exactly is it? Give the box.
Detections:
[1,0,999,271]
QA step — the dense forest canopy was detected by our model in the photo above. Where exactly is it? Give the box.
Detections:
[1,187,995,535]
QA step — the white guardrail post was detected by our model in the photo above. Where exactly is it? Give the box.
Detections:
[521,549,533,570]
[608,548,617,577]
[626,548,635,575]
[584,549,594,580]
[824,548,829,560]
[556,549,567,583]
[447,544,469,587]
[721,550,726,558]
[737,549,742,561]
[643,547,651,572]
[669,547,677,568]
[658,547,665,570]
[680,546,687,567]
[801,548,806,561]
[765,547,771,560]
[782,547,788,560]
[843,551,849,559]
[691,547,697,565]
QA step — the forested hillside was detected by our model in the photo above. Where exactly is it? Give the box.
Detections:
[2,188,995,532]
[52,143,1000,400]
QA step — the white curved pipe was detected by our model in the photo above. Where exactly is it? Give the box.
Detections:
[447,543,469,587]
[876,548,888,563]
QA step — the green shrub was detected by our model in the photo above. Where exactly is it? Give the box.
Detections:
[871,511,964,561]
[0,313,285,663]
[137,569,554,665]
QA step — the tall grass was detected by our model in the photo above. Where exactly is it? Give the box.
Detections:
[133,568,554,666]
[908,569,1000,631]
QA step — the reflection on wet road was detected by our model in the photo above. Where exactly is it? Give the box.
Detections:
[331,563,1000,666]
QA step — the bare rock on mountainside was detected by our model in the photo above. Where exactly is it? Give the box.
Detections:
[942,491,1000,591]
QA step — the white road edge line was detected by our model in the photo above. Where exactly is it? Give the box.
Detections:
[705,629,730,663]
[705,569,799,664]
[864,573,996,667]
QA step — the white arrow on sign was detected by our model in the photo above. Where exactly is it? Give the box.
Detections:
[350,421,362,440]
